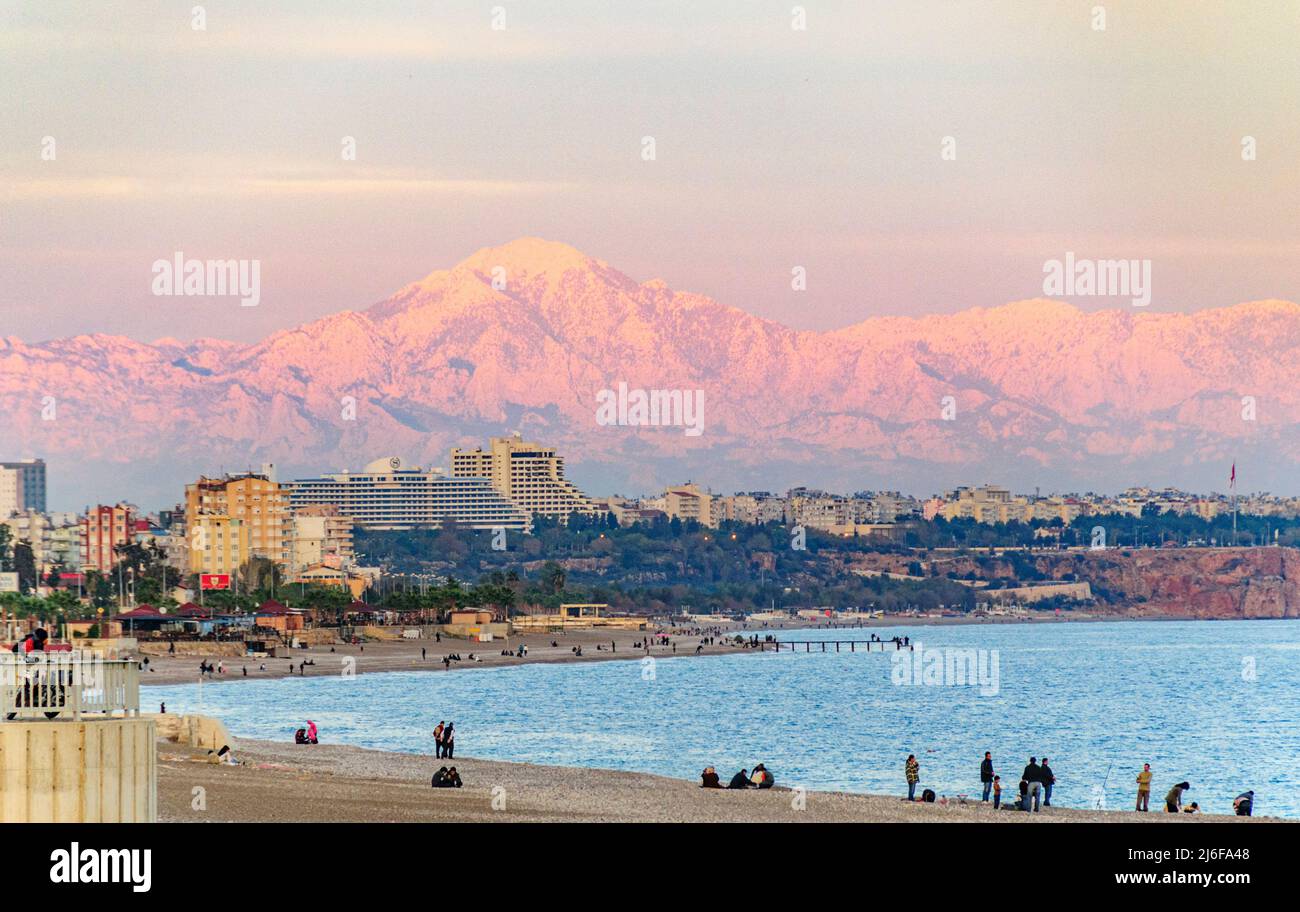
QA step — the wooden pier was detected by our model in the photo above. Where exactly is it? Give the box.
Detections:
[769,639,904,653]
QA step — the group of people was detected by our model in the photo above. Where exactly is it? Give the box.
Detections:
[983,755,1056,812]
[700,763,774,790]
[294,720,319,744]
[902,752,1258,816]
[431,766,463,788]
[431,721,456,759]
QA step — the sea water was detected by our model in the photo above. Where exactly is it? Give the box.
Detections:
[145,619,1300,817]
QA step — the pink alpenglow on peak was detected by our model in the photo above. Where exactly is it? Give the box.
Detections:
[4,239,1300,505]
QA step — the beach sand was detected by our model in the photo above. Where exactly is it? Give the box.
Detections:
[157,738,1278,823]
[137,615,1088,688]
[142,625,768,687]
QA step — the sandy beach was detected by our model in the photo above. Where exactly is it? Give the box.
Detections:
[157,738,1280,823]
[137,613,1105,688]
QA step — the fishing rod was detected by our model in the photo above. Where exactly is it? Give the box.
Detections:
[1097,761,1113,809]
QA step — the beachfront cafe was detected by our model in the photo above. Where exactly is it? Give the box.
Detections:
[112,604,175,636]
[254,599,306,634]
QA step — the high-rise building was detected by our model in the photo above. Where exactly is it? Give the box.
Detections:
[288,457,529,531]
[0,468,24,520]
[185,472,293,575]
[450,435,597,520]
[0,459,45,513]
[80,503,135,572]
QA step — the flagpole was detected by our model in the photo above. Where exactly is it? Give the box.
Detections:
[1231,462,1238,547]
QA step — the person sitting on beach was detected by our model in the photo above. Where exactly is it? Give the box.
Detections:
[1183,802,1200,814]
[1165,781,1190,813]
[728,769,755,789]
[1017,779,1029,810]
[700,767,722,788]
[750,763,774,789]
[444,767,463,787]
[213,744,237,765]
[431,766,450,787]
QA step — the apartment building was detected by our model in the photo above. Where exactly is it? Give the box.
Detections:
[185,471,293,575]
[291,504,355,570]
[80,503,135,572]
[641,483,717,527]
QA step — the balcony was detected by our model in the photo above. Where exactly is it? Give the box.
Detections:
[0,652,140,721]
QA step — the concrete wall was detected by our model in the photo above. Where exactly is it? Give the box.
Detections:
[0,718,156,822]
[148,712,232,751]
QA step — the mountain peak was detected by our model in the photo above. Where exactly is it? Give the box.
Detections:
[458,237,597,275]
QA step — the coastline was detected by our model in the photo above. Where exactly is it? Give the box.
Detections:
[158,737,1280,823]
[135,612,1177,688]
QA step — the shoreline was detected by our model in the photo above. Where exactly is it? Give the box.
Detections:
[135,612,1235,688]
[157,737,1282,823]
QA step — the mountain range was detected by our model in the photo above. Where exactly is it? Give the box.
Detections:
[3,237,1298,508]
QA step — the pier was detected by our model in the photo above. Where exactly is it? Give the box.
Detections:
[770,639,903,653]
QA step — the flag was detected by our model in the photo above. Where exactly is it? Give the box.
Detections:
[1229,462,1236,490]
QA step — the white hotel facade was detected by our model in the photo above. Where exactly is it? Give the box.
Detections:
[288,456,531,531]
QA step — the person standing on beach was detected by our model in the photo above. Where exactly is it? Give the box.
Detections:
[905,754,920,801]
[980,751,994,801]
[433,721,445,759]
[1040,757,1055,807]
[1021,757,1042,812]
[443,722,455,759]
[1135,763,1152,811]
[992,775,1002,809]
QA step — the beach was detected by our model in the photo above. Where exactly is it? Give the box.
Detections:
[157,738,1278,823]
[137,613,1097,687]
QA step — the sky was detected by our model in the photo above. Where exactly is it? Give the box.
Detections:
[2,1,1297,344]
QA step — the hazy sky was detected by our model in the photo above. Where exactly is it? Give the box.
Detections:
[2,0,1297,343]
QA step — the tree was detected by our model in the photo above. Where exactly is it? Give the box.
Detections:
[13,541,37,594]
[539,560,566,595]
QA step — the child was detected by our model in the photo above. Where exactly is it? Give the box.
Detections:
[992,775,1002,809]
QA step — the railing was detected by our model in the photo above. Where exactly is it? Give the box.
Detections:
[0,652,140,721]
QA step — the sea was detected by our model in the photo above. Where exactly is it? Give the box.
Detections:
[145,619,1300,817]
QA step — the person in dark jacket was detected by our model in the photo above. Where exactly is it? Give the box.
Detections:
[1040,757,1056,807]
[980,751,995,801]
[750,763,774,789]
[1021,758,1042,812]
[1165,781,1190,813]
[700,767,722,788]
[728,769,754,789]
[1233,791,1254,816]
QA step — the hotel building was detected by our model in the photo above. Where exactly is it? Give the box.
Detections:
[449,435,597,520]
[288,457,530,531]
